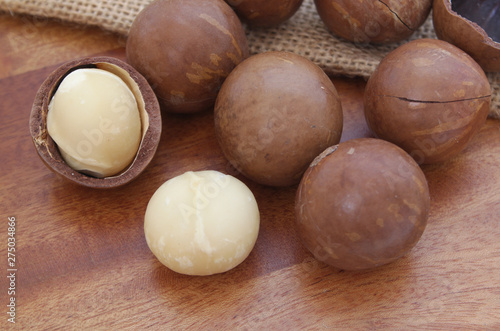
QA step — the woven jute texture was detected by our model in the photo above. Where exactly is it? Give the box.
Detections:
[1,0,499,118]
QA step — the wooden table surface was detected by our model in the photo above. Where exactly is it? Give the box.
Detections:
[1,13,499,330]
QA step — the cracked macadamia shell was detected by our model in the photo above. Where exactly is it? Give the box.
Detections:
[364,39,491,164]
[433,0,500,72]
[295,138,430,271]
[126,0,249,113]
[225,0,304,27]
[29,56,162,189]
[214,51,343,187]
[314,0,432,44]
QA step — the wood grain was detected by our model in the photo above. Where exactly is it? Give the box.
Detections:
[1,13,499,330]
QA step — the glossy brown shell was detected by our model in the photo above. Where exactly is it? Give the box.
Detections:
[126,0,249,113]
[295,138,430,271]
[226,0,304,27]
[214,51,343,187]
[29,56,162,189]
[364,39,491,164]
[433,0,500,72]
[314,0,432,44]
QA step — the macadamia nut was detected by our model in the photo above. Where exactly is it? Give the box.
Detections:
[144,170,260,276]
[126,0,249,113]
[296,138,430,270]
[314,0,432,44]
[226,0,304,27]
[363,39,491,164]
[47,68,142,178]
[214,51,343,187]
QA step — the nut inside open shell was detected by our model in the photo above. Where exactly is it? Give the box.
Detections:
[30,56,162,188]
[433,0,500,72]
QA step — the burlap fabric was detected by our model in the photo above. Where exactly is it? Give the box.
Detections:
[1,0,499,118]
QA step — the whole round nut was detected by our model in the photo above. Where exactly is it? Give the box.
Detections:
[30,56,162,189]
[364,39,491,164]
[314,0,432,44]
[433,0,500,72]
[126,0,249,113]
[225,0,304,27]
[295,138,430,271]
[144,170,260,276]
[214,51,343,187]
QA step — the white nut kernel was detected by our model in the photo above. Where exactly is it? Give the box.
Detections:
[47,68,142,178]
[144,170,260,276]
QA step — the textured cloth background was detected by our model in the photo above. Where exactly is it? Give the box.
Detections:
[1,0,499,118]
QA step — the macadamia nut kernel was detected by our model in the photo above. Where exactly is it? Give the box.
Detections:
[47,68,142,177]
[144,170,260,276]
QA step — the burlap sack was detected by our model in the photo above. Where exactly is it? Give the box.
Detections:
[1,0,499,118]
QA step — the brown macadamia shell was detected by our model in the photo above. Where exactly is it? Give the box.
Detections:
[295,138,430,271]
[364,39,491,164]
[314,0,432,44]
[225,0,304,27]
[30,56,162,189]
[433,0,500,72]
[126,0,249,113]
[214,51,343,187]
